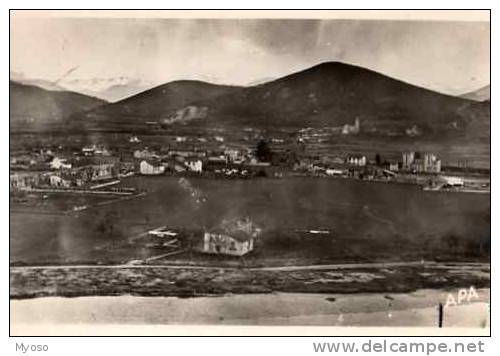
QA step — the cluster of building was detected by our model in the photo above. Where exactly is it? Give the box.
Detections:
[10,138,268,190]
[135,145,268,177]
[10,143,139,191]
[10,126,447,193]
[9,160,131,191]
[291,150,443,182]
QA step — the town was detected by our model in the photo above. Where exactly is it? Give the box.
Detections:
[9,128,489,195]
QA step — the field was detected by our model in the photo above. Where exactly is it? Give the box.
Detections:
[10,176,490,265]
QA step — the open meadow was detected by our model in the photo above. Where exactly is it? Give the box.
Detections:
[10,176,490,266]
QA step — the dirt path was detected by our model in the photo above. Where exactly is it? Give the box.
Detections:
[10,260,488,272]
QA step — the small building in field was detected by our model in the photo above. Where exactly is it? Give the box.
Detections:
[202,230,254,256]
[140,160,165,175]
[201,218,261,256]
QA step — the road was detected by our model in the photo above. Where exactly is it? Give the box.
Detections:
[10,260,489,272]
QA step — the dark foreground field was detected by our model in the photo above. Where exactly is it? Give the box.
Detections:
[10,262,490,299]
[10,176,490,265]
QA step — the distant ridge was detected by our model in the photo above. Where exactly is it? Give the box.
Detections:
[85,80,242,122]
[78,61,487,139]
[460,85,490,102]
[10,80,106,130]
[12,61,489,140]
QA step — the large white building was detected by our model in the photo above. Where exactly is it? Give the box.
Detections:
[139,160,165,175]
[402,152,441,173]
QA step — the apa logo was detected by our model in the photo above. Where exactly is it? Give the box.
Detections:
[445,286,479,308]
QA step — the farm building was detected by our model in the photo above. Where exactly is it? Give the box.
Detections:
[201,217,261,256]
[202,230,254,256]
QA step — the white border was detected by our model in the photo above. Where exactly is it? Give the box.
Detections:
[2,2,496,355]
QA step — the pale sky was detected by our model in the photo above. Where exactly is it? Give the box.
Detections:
[10,14,490,95]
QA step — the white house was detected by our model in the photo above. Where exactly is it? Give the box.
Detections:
[140,160,165,175]
[185,158,203,173]
[200,218,261,256]
[202,230,254,256]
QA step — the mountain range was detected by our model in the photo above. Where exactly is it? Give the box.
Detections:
[10,72,154,102]
[79,62,489,138]
[59,77,156,102]
[10,62,490,140]
[10,80,106,130]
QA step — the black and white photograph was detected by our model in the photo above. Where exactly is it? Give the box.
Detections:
[8,9,490,336]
